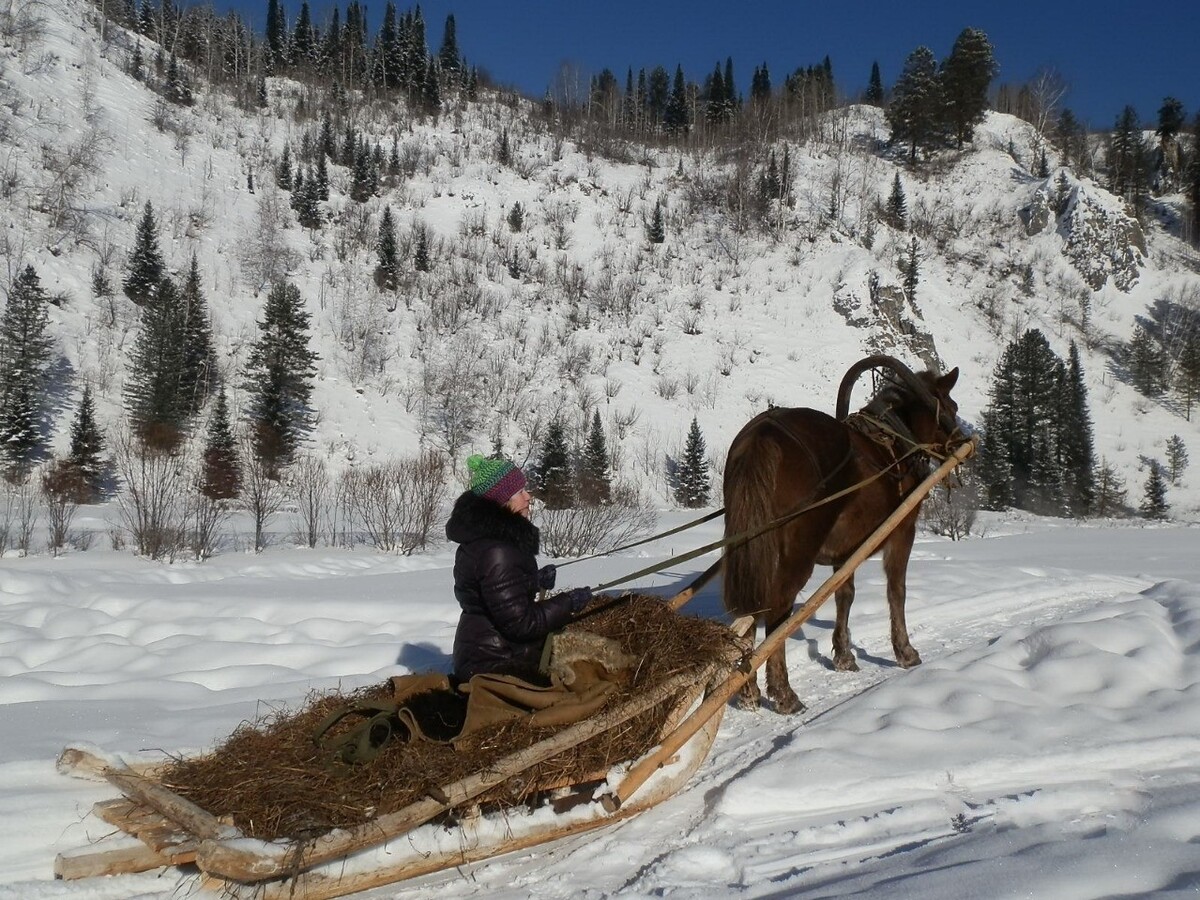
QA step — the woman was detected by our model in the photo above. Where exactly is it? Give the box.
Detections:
[445,454,591,683]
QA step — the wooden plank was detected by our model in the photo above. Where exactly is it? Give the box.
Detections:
[196,658,725,884]
[54,837,185,880]
[608,436,978,809]
[103,764,236,842]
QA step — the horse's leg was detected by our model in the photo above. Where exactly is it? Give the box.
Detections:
[762,603,805,714]
[884,517,921,668]
[831,569,858,671]
[735,615,764,710]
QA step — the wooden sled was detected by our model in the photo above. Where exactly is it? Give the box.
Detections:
[54,628,749,899]
[55,437,975,898]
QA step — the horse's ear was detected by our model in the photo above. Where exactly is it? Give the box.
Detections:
[938,367,960,392]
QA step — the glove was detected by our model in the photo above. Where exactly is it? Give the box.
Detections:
[566,586,592,614]
[536,564,557,590]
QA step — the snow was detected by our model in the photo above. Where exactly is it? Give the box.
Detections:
[3,516,1200,898]
[2,0,1200,896]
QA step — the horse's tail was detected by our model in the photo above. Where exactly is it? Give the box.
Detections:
[722,432,782,618]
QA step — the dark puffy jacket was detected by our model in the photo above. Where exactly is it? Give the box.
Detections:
[445,491,575,682]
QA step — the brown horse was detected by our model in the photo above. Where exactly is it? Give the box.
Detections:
[722,356,962,714]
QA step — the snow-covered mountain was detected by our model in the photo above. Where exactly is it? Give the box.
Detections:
[2,0,1197,519]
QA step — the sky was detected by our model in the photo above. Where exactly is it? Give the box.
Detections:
[230,0,1200,129]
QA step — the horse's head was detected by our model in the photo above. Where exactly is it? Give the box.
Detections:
[836,356,963,451]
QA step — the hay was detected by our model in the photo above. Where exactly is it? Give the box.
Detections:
[159,595,739,842]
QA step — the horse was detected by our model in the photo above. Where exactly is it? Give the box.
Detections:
[721,355,963,714]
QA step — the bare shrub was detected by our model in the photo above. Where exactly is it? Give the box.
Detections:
[113,429,188,560]
[187,492,228,560]
[288,454,331,548]
[240,442,288,552]
[538,483,658,558]
[921,468,980,541]
[40,459,81,555]
[338,451,448,553]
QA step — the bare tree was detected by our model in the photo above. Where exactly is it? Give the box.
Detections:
[288,453,331,548]
[539,483,658,558]
[338,450,448,554]
[40,459,81,555]
[239,188,299,291]
[113,428,188,560]
[240,436,288,551]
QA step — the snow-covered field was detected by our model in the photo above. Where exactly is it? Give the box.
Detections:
[2,512,1199,898]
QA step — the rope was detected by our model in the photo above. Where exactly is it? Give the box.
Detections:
[555,507,725,568]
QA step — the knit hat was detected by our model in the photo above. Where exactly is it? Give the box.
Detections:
[467,454,527,505]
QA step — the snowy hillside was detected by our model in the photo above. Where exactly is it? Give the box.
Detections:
[1,0,1198,519]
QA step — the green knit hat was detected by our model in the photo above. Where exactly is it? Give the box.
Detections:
[467,454,527,505]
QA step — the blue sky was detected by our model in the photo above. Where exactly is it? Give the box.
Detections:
[236,1,1198,129]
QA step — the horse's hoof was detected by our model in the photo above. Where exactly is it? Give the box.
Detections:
[771,691,806,715]
[735,685,761,711]
[896,647,922,668]
[833,654,859,672]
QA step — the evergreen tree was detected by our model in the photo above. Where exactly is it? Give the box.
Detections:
[66,384,105,501]
[413,224,430,272]
[1059,342,1096,515]
[704,61,726,125]
[421,58,441,116]
[264,0,287,71]
[976,409,1014,510]
[578,410,611,504]
[1128,322,1167,395]
[375,205,399,290]
[1189,113,1200,246]
[534,419,574,509]
[1140,461,1169,519]
[663,64,690,132]
[180,255,217,415]
[0,265,54,477]
[939,27,997,148]
[886,46,944,162]
[291,170,323,228]
[865,61,884,106]
[124,200,165,306]
[125,277,189,450]
[243,281,319,470]
[646,199,665,244]
[749,63,771,108]
[276,143,293,190]
[506,201,525,232]
[496,128,511,166]
[200,387,241,500]
[901,235,920,298]
[1165,434,1189,485]
[885,172,908,229]
[1108,106,1150,215]
[674,417,711,508]
[349,139,375,202]
[291,0,315,69]
[1093,458,1127,517]
[979,329,1071,513]
[438,13,460,74]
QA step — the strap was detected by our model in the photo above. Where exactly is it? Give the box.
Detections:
[312,702,402,770]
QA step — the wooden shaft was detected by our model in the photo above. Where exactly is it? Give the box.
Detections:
[666,556,724,610]
[610,436,977,809]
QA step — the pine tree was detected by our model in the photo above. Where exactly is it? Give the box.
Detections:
[1128,322,1167,395]
[646,199,665,244]
[534,419,574,509]
[291,170,323,228]
[413,224,430,272]
[264,0,287,71]
[865,61,884,106]
[886,46,944,162]
[1140,462,1169,519]
[375,205,399,290]
[1165,434,1189,484]
[438,13,460,74]
[663,64,689,133]
[66,384,105,501]
[125,277,189,450]
[976,409,1014,510]
[276,143,293,190]
[939,28,997,148]
[885,172,908,229]
[1059,342,1096,515]
[578,410,611,504]
[1189,113,1200,246]
[0,264,54,477]
[506,201,525,233]
[242,281,319,469]
[124,200,165,306]
[180,255,217,415]
[901,235,920,298]
[674,417,711,508]
[200,387,241,499]
[349,140,375,202]
[1093,458,1127,517]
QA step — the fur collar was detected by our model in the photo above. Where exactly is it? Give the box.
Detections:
[445,490,540,555]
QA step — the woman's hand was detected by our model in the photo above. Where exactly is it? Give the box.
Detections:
[537,564,557,590]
